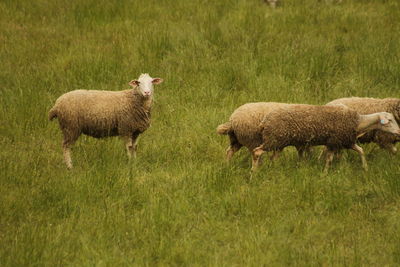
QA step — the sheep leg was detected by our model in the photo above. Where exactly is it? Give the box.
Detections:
[251,146,266,171]
[323,150,335,173]
[226,144,242,161]
[388,145,397,155]
[226,132,242,161]
[335,150,343,160]
[61,128,80,169]
[297,146,312,159]
[352,144,368,171]
[380,143,397,155]
[126,131,140,159]
[265,0,277,8]
[318,146,328,161]
[270,150,281,161]
[63,144,73,169]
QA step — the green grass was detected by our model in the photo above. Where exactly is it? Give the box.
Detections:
[1,0,400,265]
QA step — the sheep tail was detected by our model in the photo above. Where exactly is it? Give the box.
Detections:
[216,121,232,135]
[48,107,57,121]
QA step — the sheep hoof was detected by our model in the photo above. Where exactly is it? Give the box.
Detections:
[251,166,257,172]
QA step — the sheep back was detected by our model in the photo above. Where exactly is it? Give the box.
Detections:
[260,105,360,151]
[50,89,151,138]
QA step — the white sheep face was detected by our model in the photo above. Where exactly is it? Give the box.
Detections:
[129,73,163,97]
[378,112,400,135]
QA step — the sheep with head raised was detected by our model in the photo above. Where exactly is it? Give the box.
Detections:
[326,97,400,154]
[252,104,400,172]
[216,102,311,164]
[48,73,163,169]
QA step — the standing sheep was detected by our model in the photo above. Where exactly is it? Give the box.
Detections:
[48,73,163,169]
[326,97,400,154]
[216,102,310,164]
[252,104,400,172]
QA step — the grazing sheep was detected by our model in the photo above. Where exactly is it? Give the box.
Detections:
[216,102,310,163]
[252,104,400,172]
[326,97,400,154]
[49,73,163,169]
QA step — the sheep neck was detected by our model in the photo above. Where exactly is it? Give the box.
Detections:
[142,96,153,112]
[133,86,153,112]
[357,113,381,135]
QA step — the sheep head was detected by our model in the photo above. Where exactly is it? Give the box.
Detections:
[377,112,400,136]
[129,73,163,97]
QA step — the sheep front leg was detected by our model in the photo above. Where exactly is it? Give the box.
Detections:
[318,146,328,161]
[380,143,397,155]
[126,131,140,159]
[352,144,368,171]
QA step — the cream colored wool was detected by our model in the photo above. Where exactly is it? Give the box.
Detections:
[253,104,400,172]
[327,97,400,153]
[259,105,359,152]
[216,102,309,161]
[49,89,151,137]
[49,74,162,169]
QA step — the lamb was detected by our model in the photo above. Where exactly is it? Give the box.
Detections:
[252,104,400,172]
[48,73,163,169]
[326,97,400,154]
[216,102,310,163]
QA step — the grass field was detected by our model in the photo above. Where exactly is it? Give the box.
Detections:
[1,0,400,265]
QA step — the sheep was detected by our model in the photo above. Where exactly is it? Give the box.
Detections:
[216,102,311,164]
[48,73,163,169]
[252,104,400,172]
[326,97,400,154]
[264,0,279,8]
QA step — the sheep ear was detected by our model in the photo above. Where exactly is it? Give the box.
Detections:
[152,78,163,84]
[129,80,140,87]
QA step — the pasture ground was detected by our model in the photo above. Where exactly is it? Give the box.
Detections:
[1,0,400,265]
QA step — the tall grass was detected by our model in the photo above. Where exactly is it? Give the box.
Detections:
[1,0,400,265]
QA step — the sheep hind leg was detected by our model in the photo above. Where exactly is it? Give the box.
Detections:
[323,150,335,174]
[226,132,242,161]
[270,149,281,161]
[62,129,80,169]
[352,144,368,171]
[251,146,266,171]
[126,131,140,160]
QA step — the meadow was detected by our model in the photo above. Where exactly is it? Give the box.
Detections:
[1,0,400,265]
